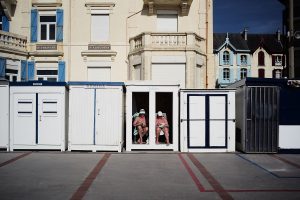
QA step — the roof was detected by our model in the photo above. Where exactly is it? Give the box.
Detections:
[214,33,285,54]
[247,34,284,54]
[214,33,249,52]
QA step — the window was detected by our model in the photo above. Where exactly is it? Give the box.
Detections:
[223,68,230,80]
[273,69,282,79]
[91,10,109,42]
[258,69,265,78]
[258,51,265,66]
[37,69,58,82]
[5,69,18,82]
[39,12,56,41]
[272,55,282,66]
[240,68,247,79]
[87,67,111,81]
[157,10,178,32]
[241,55,247,66]
[223,51,230,65]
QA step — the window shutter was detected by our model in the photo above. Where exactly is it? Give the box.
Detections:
[0,57,6,78]
[237,67,241,80]
[237,54,241,66]
[218,68,223,83]
[219,52,224,65]
[56,9,63,42]
[21,60,27,81]
[247,68,251,77]
[247,55,251,66]
[31,9,38,42]
[282,55,285,66]
[58,61,65,82]
[272,56,275,66]
[229,52,233,65]
[27,61,35,80]
[2,15,9,32]
[229,68,234,82]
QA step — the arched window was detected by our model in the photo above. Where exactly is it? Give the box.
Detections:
[223,68,230,80]
[240,68,247,79]
[223,51,230,65]
[258,51,265,66]
[258,69,265,78]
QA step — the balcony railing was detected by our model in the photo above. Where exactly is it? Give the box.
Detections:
[129,32,204,54]
[0,30,27,54]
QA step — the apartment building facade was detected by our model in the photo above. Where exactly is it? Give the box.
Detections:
[0,0,214,89]
[214,29,285,87]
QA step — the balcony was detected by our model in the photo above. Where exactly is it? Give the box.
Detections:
[129,32,204,55]
[143,0,193,15]
[0,30,27,56]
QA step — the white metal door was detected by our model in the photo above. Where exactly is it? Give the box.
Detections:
[70,88,94,145]
[95,89,121,146]
[188,96,206,147]
[209,96,226,147]
[13,94,36,145]
[38,94,62,145]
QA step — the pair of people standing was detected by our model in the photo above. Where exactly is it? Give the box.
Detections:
[133,109,170,145]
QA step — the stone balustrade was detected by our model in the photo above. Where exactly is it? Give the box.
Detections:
[0,30,27,53]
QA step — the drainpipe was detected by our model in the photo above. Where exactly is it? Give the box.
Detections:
[205,0,210,88]
[126,9,143,80]
[68,0,72,81]
[288,0,294,78]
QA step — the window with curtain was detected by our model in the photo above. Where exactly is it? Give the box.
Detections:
[241,55,247,66]
[273,69,282,78]
[258,51,265,66]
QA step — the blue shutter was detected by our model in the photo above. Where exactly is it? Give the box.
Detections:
[31,9,38,42]
[0,57,6,78]
[229,68,234,83]
[56,9,63,42]
[21,60,27,81]
[247,55,251,66]
[2,15,9,32]
[28,61,35,80]
[229,52,233,66]
[58,61,65,81]
[219,52,224,65]
[247,68,251,77]
[237,54,241,66]
[218,68,223,84]
[237,67,241,80]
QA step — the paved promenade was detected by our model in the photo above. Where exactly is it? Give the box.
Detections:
[0,152,300,200]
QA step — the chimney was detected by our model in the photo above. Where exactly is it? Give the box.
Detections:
[277,29,281,41]
[242,27,248,40]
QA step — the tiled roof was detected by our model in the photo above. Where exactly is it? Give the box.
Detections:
[247,34,284,53]
[214,32,285,54]
[213,33,249,51]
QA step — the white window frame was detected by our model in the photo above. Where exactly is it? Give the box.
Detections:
[275,55,282,66]
[36,67,58,82]
[223,68,230,80]
[90,9,110,42]
[241,55,247,66]
[39,11,56,42]
[223,51,230,65]
[240,68,247,79]
[157,10,178,32]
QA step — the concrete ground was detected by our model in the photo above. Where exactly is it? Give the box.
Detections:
[0,152,300,200]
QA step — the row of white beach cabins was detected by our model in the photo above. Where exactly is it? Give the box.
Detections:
[1,79,299,153]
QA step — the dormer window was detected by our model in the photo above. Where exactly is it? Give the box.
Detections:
[223,51,230,65]
[240,68,247,79]
[223,68,230,80]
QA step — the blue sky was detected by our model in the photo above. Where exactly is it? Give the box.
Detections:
[214,0,284,33]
